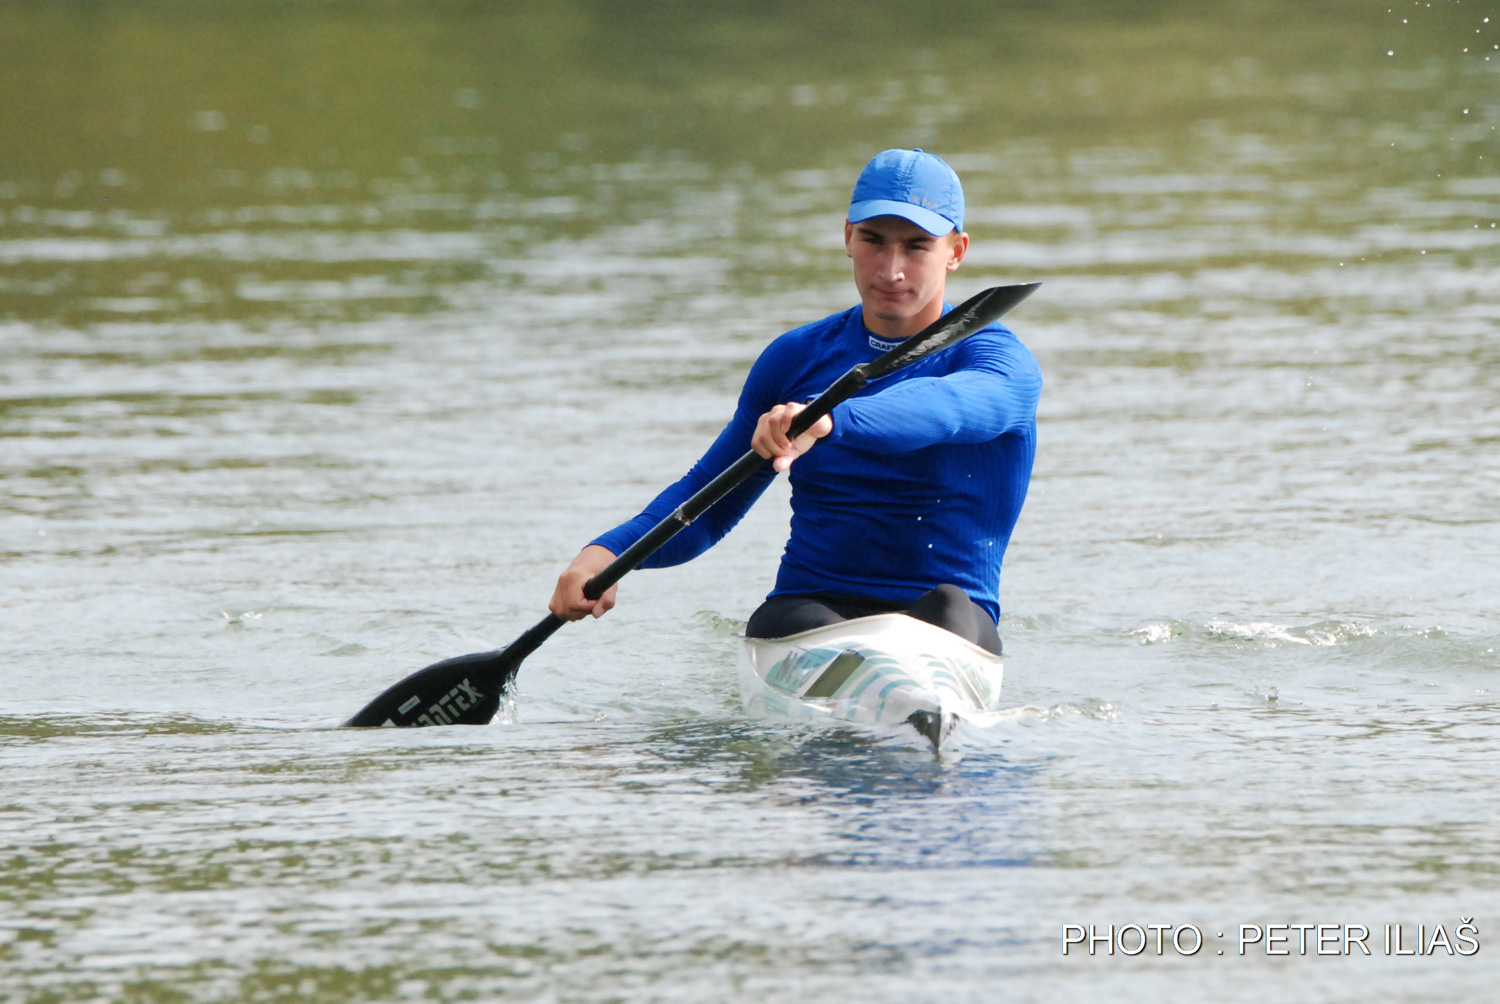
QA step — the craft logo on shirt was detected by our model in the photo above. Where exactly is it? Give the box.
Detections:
[868,334,901,352]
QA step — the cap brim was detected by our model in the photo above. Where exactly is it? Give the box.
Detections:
[848,199,956,236]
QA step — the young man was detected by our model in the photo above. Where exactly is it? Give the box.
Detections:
[548,149,1042,654]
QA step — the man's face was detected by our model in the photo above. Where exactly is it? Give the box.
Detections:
[844,215,969,336]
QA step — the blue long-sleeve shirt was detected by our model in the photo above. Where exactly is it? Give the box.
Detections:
[591,302,1042,622]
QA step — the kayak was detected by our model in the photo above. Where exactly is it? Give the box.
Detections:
[738,613,1005,751]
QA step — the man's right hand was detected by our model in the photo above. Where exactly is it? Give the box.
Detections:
[548,544,620,621]
[752,400,834,473]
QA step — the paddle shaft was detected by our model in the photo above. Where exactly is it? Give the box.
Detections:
[582,366,865,600]
[577,279,1041,603]
[505,366,867,654]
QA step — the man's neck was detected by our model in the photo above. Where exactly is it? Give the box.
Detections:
[861,294,946,340]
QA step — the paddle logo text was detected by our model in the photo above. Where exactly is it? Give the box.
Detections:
[1061,920,1479,958]
[391,678,485,726]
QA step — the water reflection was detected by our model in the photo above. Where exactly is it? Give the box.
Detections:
[0,711,241,739]
[3,0,1494,324]
[638,717,1051,868]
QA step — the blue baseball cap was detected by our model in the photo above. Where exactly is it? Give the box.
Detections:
[847,148,964,235]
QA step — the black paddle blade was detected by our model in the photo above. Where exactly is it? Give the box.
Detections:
[343,614,564,729]
[866,281,1042,380]
[342,648,515,728]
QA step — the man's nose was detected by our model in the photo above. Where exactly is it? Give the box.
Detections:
[882,250,905,282]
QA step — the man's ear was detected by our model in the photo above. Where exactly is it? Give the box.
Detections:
[844,219,855,258]
[947,230,970,271]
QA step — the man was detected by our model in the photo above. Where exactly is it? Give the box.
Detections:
[548,148,1041,654]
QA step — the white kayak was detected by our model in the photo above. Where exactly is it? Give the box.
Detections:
[738,613,1005,751]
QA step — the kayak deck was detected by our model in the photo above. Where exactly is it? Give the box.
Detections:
[738,613,1005,750]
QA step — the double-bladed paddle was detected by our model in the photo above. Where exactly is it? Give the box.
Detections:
[343,281,1041,728]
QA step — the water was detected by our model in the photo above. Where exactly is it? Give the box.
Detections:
[3,1,1498,999]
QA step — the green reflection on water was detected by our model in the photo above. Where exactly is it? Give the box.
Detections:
[2,0,1493,324]
[0,713,243,738]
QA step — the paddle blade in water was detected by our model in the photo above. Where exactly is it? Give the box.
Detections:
[342,649,515,727]
[343,613,563,728]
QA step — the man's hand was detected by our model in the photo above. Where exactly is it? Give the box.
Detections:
[549,544,619,621]
[752,401,834,473]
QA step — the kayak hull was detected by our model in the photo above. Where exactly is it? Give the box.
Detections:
[738,613,1005,749]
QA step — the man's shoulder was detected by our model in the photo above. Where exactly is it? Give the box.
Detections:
[772,305,860,347]
[752,305,860,371]
[740,305,859,403]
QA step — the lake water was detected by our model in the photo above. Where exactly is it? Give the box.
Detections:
[2,1,1497,1000]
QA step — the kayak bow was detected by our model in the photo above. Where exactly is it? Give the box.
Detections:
[739,614,1005,751]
